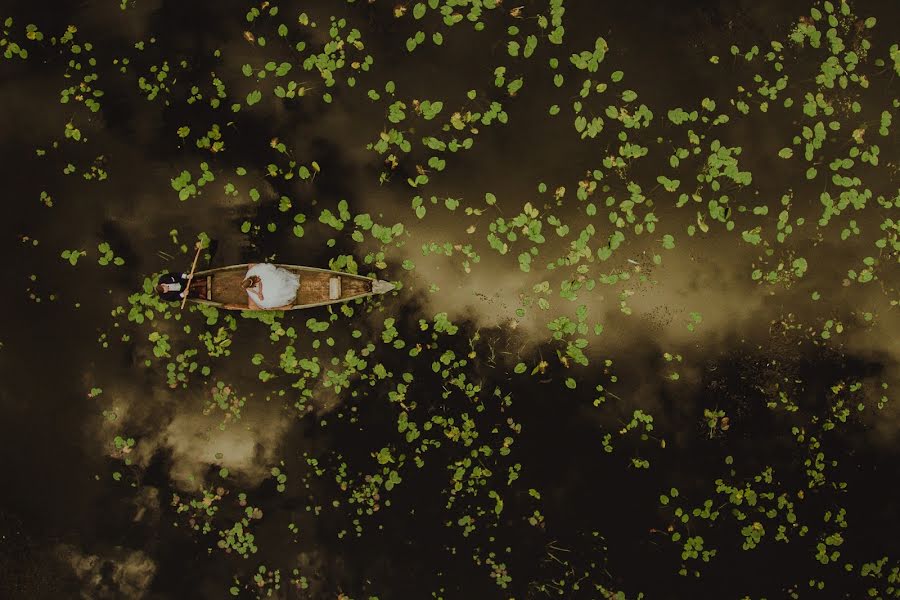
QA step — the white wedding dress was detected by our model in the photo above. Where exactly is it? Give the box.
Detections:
[245,264,300,308]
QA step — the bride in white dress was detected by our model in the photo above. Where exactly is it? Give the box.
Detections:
[242,263,300,309]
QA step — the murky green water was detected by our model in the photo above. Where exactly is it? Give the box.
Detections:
[1,0,898,598]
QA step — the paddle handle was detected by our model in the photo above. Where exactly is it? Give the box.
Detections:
[180,242,204,310]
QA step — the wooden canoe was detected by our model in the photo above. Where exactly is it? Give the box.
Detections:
[184,264,395,311]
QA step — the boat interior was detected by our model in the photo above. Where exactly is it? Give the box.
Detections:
[191,268,372,307]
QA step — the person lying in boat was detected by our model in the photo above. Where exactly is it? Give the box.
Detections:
[241,263,300,310]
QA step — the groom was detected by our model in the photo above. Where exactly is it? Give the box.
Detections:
[155,272,206,302]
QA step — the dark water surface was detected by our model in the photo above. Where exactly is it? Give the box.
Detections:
[1,0,898,598]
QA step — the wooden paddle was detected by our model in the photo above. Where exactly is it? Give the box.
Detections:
[180,242,204,310]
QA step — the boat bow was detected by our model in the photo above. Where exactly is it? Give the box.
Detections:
[372,279,396,295]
